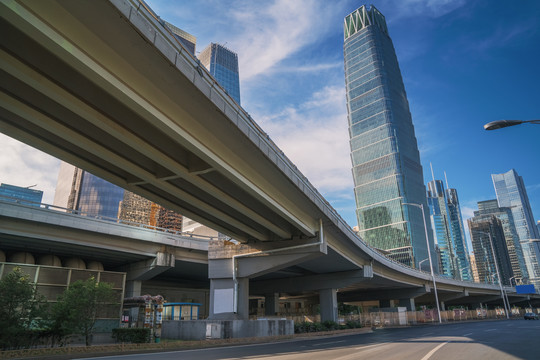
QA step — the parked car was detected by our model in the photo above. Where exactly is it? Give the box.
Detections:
[523,312,539,320]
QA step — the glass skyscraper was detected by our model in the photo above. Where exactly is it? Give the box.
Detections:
[426,179,471,280]
[492,169,540,287]
[475,199,528,283]
[198,43,241,105]
[446,188,472,281]
[54,162,124,219]
[468,215,514,285]
[427,180,456,277]
[343,5,435,269]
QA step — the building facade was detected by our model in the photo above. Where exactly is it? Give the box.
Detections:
[164,20,196,55]
[446,188,472,281]
[468,215,514,285]
[492,169,540,287]
[54,162,124,219]
[475,199,528,284]
[427,180,456,277]
[198,43,241,105]
[0,183,43,207]
[343,5,435,269]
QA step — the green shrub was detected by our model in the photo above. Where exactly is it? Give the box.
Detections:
[321,320,339,331]
[111,328,151,343]
[345,320,362,329]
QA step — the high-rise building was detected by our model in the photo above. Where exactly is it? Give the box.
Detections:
[475,199,528,284]
[164,20,196,55]
[118,191,183,232]
[0,183,43,207]
[343,5,435,269]
[427,180,456,277]
[446,187,472,281]
[54,162,124,219]
[468,215,513,285]
[468,253,480,283]
[427,179,471,280]
[198,43,241,105]
[492,169,540,287]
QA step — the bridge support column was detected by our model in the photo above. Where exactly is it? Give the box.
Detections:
[399,298,416,311]
[209,278,249,320]
[125,280,142,326]
[379,299,395,308]
[319,288,338,322]
[440,301,446,311]
[265,293,280,316]
[208,239,325,321]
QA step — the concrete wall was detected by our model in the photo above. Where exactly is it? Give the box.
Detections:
[163,319,293,340]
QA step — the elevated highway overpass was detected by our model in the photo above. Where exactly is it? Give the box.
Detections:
[0,0,535,322]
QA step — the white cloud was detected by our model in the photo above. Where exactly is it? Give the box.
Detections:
[0,134,60,204]
[225,0,342,81]
[255,85,352,196]
[383,0,466,21]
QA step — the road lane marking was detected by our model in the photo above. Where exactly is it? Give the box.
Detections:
[485,329,496,332]
[420,341,449,360]
[312,340,346,347]
[463,333,473,336]
[422,332,434,336]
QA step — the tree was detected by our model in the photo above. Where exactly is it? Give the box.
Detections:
[0,267,47,350]
[52,277,117,346]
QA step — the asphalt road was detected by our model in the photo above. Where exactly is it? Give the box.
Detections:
[80,320,540,360]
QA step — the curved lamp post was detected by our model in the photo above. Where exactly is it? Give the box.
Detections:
[403,202,442,323]
[419,258,429,272]
[484,119,540,130]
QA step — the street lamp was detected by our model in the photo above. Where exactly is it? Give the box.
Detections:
[474,230,510,319]
[419,258,429,272]
[403,202,442,324]
[484,119,540,130]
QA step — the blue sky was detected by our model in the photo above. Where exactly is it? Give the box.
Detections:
[1,0,539,251]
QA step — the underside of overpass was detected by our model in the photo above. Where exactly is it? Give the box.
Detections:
[2,0,537,328]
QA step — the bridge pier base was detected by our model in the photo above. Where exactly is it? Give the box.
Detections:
[208,278,249,320]
[265,293,280,316]
[319,288,338,322]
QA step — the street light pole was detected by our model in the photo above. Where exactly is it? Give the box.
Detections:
[476,231,510,319]
[419,258,429,272]
[403,202,442,324]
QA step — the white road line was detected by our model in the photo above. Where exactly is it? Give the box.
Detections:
[463,333,473,336]
[312,340,346,347]
[422,332,434,336]
[354,342,389,350]
[485,329,497,332]
[420,342,449,360]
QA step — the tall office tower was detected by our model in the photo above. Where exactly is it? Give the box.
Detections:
[468,253,480,283]
[0,183,43,206]
[198,43,241,105]
[427,180,456,278]
[343,5,435,269]
[492,169,540,287]
[163,21,196,55]
[53,162,124,219]
[468,215,513,285]
[446,188,472,281]
[475,199,528,284]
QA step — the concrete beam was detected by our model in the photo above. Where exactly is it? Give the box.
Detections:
[123,252,175,281]
[250,269,373,294]
[439,290,469,303]
[338,285,429,302]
